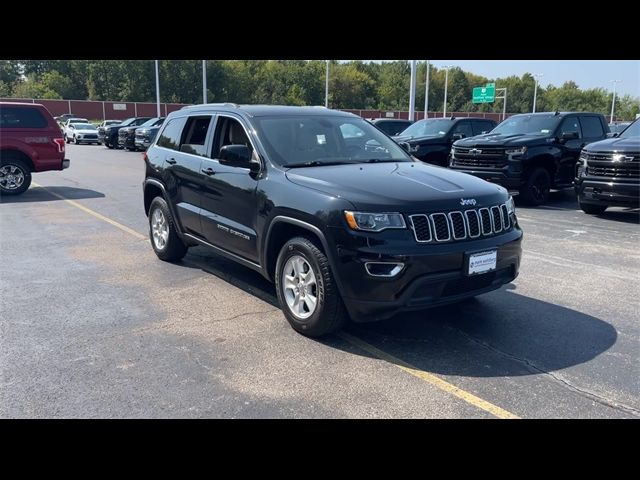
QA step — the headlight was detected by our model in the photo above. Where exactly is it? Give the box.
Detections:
[506,196,515,215]
[344,211,406,232]
[408,144,420,153]
[506,146,527,155]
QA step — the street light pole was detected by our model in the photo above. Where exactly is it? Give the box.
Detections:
[325,60,329,108]
[532,73,543,113]
[610,80,622,123]
[424,60,430,117]
[409,60,417,121]
[154,60,160,118]
[202,60,207,104]
[443,65,453,117]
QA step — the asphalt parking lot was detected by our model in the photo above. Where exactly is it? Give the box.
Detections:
[1,143,638,418]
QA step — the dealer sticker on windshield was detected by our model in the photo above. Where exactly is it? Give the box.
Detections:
[468,250,497,275]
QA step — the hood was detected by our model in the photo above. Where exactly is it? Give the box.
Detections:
[583,136,640,152]
[285,161,508,212]
[455,132,550,148]
[394,134,445,145]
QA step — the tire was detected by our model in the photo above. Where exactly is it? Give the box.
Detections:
[74,136,79,144]
[148,196,188,262]
[519,167,551,206]
[0,157,32,196]
[65,135,70,144]
[579,200,607,215]
[275,236,348,337]
[106,137,114,149]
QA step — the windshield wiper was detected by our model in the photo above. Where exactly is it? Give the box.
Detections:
[282,160,358,168]
[362,158,400,163]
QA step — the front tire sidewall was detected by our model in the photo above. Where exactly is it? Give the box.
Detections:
[0,160,32,196]
[521,167,551,206]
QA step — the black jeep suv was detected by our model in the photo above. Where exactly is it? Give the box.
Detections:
[450,112,609,205]
[575,119,639,214]
[394,117,497,167]
[143,104,522,336]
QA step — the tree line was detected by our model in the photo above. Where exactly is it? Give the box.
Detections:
[1,60,638,120]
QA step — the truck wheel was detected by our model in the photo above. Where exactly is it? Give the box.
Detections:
[74,136,79,144]
[519,167,551,206]
[148,196,188,261]
[579,200,607,215]
[275,237,348,337]
[106,138,114,149]
[65,135,70,144]
[0,158,32,196]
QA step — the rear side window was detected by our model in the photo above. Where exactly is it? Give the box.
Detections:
[156,117,187,150]
[0,106,48,128]
[579,116,605,138]
[179,116,212,156]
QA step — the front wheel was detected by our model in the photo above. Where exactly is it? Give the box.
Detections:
[0,158,32,195]
[519,167,551,206]
[579,200,607,215]
[74,136,79,144]
[148,196,188,261]
[275,237,348,337]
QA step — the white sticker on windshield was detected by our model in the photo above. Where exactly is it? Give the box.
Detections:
[317,134,326,144]
[541,129,550,133]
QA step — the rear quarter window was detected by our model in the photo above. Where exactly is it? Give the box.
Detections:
[0,106,48,128]
[156,117,187,150]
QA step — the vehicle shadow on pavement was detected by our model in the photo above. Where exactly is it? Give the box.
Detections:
[338,284,618,379]
[589,208,640,225]
[178,248,617,380]
[0,186,105,204]
[515,189,577,210]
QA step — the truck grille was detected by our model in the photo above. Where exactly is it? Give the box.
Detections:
[451,146,507,168]
[409,203,511,243]
[584,151,640,179]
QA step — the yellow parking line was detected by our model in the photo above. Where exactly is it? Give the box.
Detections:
[32,182,147,240]
[339,332,520,419]
[34,181,519,419]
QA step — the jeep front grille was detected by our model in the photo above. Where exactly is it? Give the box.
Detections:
[409,203,512,243]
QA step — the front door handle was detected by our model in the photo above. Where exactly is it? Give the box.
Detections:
[201,167,216,175]
[166,158,177,165]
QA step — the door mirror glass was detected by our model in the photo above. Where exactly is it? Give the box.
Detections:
[219,144,255,170]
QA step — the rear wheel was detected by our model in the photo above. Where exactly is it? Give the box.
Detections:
[148,196,188,261]
[579,200,607,215]
[519,167,551,206]
[275,237,348,337]
[0,158,32,196]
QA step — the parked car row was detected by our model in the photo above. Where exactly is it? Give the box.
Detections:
[389,112,638,212]
[99,116,164,151]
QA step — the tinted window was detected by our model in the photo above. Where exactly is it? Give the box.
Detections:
[156,117,187,150]
[620,120,640,138]
[558,117,582,138]
[452,121,473,138]
[212,116,253,158]
[340,123,366,138]
[180,116,212,156]
[472,120,495,135]
[579,116,604,138]
[493,114,560,135]
[0,107,48,128]
[401,119,454,137]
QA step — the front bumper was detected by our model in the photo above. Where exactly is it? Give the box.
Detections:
[135,137,152,149]
[576,177,640,207]
[330,226,523,322]
[449,165,523,190]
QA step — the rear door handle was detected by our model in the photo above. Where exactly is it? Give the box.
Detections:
[166,158,177,164]
[201,167,215,175]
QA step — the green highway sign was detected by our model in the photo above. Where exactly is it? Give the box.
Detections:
[473,83,495,103]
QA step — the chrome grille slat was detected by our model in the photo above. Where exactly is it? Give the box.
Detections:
[408,203,511,244]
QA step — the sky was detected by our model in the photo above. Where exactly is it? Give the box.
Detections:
[363,60,639,97]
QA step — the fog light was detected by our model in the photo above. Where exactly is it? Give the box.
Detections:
[364,262,404,277]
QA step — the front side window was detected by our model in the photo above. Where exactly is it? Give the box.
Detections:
[558,117,582,138]
[211,116,254,159]
[253,115,412,166]
[451,121,473,138]
[0,107,48,128]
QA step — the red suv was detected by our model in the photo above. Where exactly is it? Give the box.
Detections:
[0,102,70,195]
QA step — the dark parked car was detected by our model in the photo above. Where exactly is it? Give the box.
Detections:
[135,118,165,151]
[370,118,414,136]
[119,117,164,151]
[394,117,497,167]
[450,112,609,205]
[1,102,69,195]
[97,120,121,144]
[102,117,151,149]
[143,104,522,337]
[575,119,639,214]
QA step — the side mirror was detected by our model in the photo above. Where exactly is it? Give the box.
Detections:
[451,133,465,141]
[606,132,618,138]
[560,131,579,141]
[219,144,258,171]
[397,141,411,153]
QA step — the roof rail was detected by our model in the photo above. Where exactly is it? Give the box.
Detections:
[311,105,328,108]
[182,102,240,109]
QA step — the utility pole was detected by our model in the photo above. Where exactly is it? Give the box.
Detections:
[409,60,417,121]
[610,80,622,122]
[532,73,543,113]
[155,60,161,118]
[202,60,207,104]
[325,60,330,108]
[424,60,430,118]
[442,65,453,117]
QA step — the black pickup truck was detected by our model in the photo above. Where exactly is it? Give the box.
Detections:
[575,119,639,214]
[450,112,609,205]
[101,117,151,149]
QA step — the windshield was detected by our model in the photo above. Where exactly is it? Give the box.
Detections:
[619,120,640,138]
[399,119,454,137]
[140,117,161,127]
[106,120,120,125]
[75,123,96,130]
[68,118,88,124]
[253,115,413,167]
[492,115,560,135]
